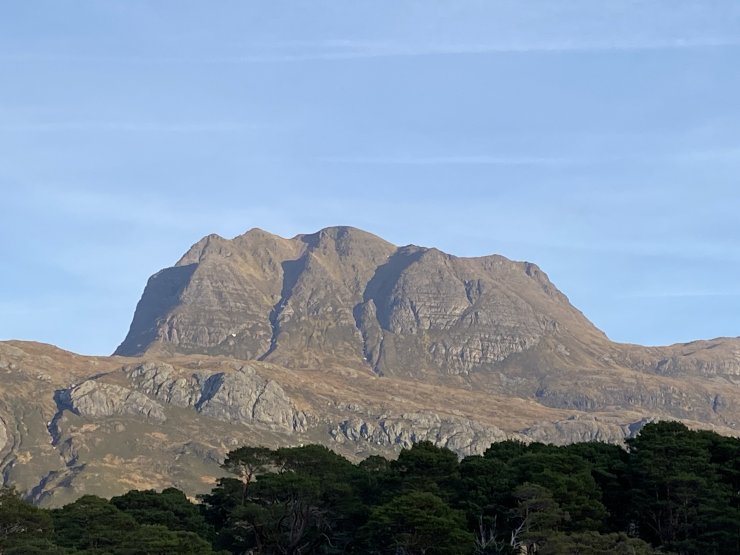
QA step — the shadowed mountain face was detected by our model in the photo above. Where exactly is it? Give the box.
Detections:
[3,226,740,506]
[115,226,607,376]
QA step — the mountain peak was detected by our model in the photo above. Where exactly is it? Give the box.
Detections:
[115,226,603,374]
[292,225,394,249]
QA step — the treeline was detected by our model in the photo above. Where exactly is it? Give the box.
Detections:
[1,422,739,554]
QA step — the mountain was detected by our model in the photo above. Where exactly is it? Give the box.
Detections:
[115,226,607,372]
[2,226,740,506]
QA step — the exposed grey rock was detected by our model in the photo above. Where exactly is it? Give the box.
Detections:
[330,412,509,456]
[66,380,166,421]
[520,416,653,445]
[196,367,307,432]
[0,417,7,453]
[127,362,203,407]
[125,362,307,432]
[532,380,732,423]
[616,343,740,378]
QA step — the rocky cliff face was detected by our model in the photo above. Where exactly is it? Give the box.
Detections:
[3,227,740,505]
[125,361,308,432]
[115,226,605,378]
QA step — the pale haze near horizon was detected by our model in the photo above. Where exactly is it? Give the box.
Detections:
[1,1,740,355]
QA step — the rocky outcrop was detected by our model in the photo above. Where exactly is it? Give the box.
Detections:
[0,417,7,454]
[116,231,303,360]
[330,412,509,456]
[126,362,307,432]
[532,381,728,423]
[127,362,202,407]
[195,368,307,432]
[520,416,654,445]
[47,361,307,438]
[329,413,657,453]
[65,380,167,421]
[614,340,740,379]
[352,248,561,376]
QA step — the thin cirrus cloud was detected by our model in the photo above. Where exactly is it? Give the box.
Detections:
[3,35,740,65]
[298,36,740,57]
[316,155,574,166]
[0,121,258,132]
[620,290,740,299]
[315,149,717,167]
[184,36,740,62]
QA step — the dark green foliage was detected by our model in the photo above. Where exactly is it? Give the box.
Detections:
[0,487,57,553]
[390,440,461,498]
[626,422,740,554]
[221,446,279,504]
[537,531,661,555]
[51,495,137,551]
[361,491,473,554]
[201,444,368,554]
[561,441,631,531]
[2,537,69,554]
[512,482,568,543]
[7,421,740,554]
[509,451,608,532]
[51,494,220,554]
[111,524,218,554]
[483,439,533,462]
[111,487,214,541]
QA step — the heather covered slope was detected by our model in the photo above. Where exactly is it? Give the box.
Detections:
[3,339,740,506]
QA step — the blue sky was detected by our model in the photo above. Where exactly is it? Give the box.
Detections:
[2,1,740,355]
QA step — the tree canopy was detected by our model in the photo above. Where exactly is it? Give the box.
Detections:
[3,422,740,554]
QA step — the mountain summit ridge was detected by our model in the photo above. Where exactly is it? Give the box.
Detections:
[115,226,605,379]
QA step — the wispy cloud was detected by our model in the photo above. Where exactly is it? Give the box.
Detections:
[3,36,740,65]
[620,290,740,299]
[317,155,574,166]
[0,121,257,132]
[235,37,740,61]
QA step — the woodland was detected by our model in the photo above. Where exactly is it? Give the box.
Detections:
[1,422,739,555]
